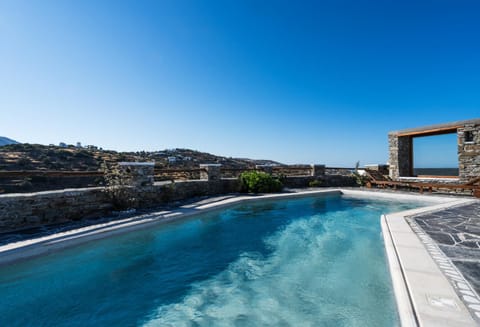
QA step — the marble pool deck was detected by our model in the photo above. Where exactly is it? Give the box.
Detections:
[0,188,479,326]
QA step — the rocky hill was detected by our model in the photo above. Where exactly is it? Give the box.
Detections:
[0,137,19,147]
[0,143,282,193]
[0,143,282,171]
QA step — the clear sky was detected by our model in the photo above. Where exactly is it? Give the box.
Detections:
[414,134,458,168]
[1,0,479,166]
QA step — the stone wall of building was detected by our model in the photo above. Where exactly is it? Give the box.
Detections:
[458,123,480,182]
[389,120,480,181]
[388,133,412,179]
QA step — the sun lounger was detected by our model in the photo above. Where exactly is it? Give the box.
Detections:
[364,169,480,198]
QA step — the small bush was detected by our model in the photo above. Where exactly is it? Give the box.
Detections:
[352,171,369,186]
[18,177,33,190]
[74,150,91,158]
[352,161,369,186]
[309,180,322,187]
[16,156,32,167]
[239,171,283,193]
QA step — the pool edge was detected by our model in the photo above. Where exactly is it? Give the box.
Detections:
[382,198,478,327]
[0,189,342,266]
[2,188,479,326]
[381,214,418,327]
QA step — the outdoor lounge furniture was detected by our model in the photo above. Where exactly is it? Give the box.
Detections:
[364,169,480,198]
[411,176,480,197]
[364,169,406,189]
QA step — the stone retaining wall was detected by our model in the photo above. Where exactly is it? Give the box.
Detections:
[0,175,356,232]
[282,175,356,188]
[0,180,242,232]
[0,188,112,231]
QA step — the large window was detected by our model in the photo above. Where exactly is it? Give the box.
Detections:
[413,133,458,177]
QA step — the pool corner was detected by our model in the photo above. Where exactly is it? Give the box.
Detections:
[381,196,478,327]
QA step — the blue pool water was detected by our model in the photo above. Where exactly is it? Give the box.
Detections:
[0,194,426,326]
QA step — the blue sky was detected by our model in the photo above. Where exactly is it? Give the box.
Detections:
[1,0,479,166]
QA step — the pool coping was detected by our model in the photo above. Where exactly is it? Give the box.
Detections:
[0,189,342,266]
[0,188,478,326]
[381,196,479,327]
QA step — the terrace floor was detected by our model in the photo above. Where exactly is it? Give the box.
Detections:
[407,201,480,322]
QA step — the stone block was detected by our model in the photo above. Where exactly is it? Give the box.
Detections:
[310,164,325,177]
[256,165,273,175]
[118,162,155,186]
[364,164,389,175]
[199,164,222,181]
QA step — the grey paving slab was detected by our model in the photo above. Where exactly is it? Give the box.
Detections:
[407,201,480,323]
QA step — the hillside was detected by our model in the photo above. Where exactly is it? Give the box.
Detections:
[0,143,282,171]
[0,137,19,147]
[0,144,283,193]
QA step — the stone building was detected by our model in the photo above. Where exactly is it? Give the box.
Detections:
[388,119,480,182]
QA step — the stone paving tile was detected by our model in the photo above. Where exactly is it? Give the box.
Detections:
[408,202,480,321]
[454,261,480,295]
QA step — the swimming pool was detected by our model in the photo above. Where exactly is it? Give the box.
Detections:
[0,194,427,326]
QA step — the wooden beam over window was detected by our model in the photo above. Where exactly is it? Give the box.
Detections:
[397,126,460,137]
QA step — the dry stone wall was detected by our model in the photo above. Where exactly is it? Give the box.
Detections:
[388,133,412,179]
[389,120,480,182]
[0,188,112,231]
[0,180,242,232]
[0,163,357,232]
[0,174,356,232]
[458,124,480,182]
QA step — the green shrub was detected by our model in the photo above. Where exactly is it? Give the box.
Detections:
[352,161,369,186]
[74,150,91,158]
[16,156,32,167]
[239,171,283,193]
[309,180,322,187]
[18,177,33,190]
[352,171,369,186]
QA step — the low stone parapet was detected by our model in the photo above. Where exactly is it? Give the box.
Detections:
[199,164,222,181]
[0,174,356,232]
[310,164,326,177]
[118,162,155,186]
